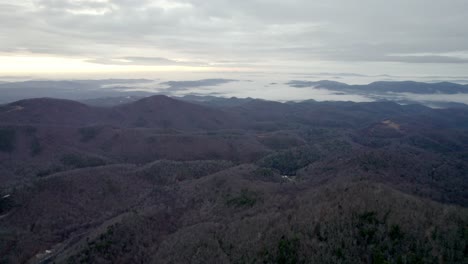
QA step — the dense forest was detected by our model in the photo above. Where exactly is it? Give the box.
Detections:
[0,95,467,263]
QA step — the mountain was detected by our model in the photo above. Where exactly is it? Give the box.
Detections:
[2,163,466,263]
[0,96,467,263]
[112,95,240,129]
[288,80,468,94]
[0,98,104,126]
[0,95,240,130]
[0,79,155,104]
[365,81,468,94]
[179,95,259,108]
[2,79,468,108]
[80,96,145,107]
[288,80,349,90]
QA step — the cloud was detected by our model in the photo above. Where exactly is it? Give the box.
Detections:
[88,57,209,66]
[383,55,468,64]
[1,0,468,75]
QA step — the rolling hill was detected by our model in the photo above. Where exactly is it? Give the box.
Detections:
[0,95,467,263]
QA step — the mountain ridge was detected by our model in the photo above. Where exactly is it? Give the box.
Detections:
[288,80,468,94]
[0,95,467,263]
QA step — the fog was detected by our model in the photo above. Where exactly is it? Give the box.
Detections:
[2,71,468,105]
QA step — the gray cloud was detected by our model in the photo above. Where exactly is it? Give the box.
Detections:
[1,0,468,73]
[383,55,468,64]
[88,57,209,66]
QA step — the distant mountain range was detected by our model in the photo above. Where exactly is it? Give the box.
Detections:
[0,79,155,104]
[1,79,468,107]
[288,80,468,94]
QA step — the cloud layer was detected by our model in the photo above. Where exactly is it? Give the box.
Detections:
[1,0,468,74]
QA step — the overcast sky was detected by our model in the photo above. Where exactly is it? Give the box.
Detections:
[1,0,468,76]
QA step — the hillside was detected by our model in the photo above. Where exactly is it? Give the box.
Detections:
[0,98,104,126]
[0,96,467,263]
[2,165,466,263]
[112,95,240,129]
[0,95,240,130]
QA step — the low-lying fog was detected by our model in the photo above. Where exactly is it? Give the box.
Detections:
[1,71,468,106]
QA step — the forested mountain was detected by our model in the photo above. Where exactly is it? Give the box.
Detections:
[0,96,467,263]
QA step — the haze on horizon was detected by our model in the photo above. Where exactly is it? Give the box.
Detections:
[1,0,468,78]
